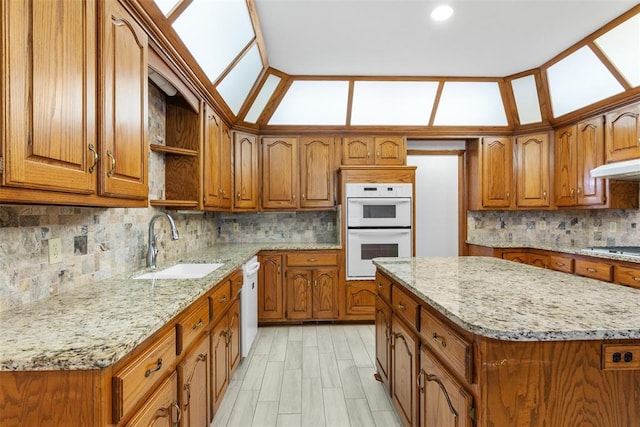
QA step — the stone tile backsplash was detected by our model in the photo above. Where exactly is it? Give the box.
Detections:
[467,209,640,248]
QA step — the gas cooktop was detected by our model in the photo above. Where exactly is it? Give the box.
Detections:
[582,246,640,257]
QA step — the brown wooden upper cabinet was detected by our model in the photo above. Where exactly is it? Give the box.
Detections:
[555,116,606,207]
[515,132,551,208]
[203,105,233,210]
[262,136,336,210]
[342,137,406,165]
[605,102,640,163]
[2,0,148,202]
[233,132,259,211]
[467,137,514,210]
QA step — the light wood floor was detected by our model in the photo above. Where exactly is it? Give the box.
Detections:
[211,324,402,427]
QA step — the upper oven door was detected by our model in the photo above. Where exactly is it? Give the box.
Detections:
[347,197,412,228]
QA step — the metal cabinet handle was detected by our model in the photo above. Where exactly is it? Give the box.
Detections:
[192,319,204,330]
[376,151,380,158]
[556,262,565,267]
[308,258,317,262]
[377,283,384,289]
[106,150,116,177]
[633,276,640,282]
[219,295,228,303]
[88,144,98,173]
[145,357,163,377]
[543,190,548,200]
[314,279,318,288]
[570,188,575,197]
[367,151,371,158]
[397,302,406,311]
[302,193,306,200]
[506,191,510,200]
[577,187,582,197]
[172,401,182,424]
[587,267,597,273]
[432,333,447,348]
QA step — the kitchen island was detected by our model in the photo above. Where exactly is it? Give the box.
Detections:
[373,256,640,427]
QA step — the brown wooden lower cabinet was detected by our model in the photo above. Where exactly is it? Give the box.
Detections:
[345,280,376,319]
[258,252,285,321]
[375,270,640,427]
[178,335,209,427]
[126,371,180,427]
[210,297,240,416]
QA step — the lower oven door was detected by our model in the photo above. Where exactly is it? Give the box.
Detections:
[347,228,412,280]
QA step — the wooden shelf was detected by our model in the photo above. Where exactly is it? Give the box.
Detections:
[150,144,199,157]
[149,199,200,208]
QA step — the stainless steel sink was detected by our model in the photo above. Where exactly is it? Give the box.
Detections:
[134,263,224,280]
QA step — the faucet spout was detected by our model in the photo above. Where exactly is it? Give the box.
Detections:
[147,213,180,269]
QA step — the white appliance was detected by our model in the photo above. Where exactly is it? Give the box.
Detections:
[241,256,260,357]
[346,183,413,280]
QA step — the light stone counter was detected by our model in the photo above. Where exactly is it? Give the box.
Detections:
[0,242,339,371]
[374,256,640,342]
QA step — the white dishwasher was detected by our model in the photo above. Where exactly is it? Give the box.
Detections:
[241,256,260,357]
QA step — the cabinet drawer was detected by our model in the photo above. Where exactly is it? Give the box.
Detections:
[210,280,232,321]
[287,252,337,267]
[548,254,574,273]
[420,308,473,382]
[112,328,177,422]
[528,254,548,268]
[575,259,613,282]
[615,265,640,289]
[375,273,392,304]
[391,286,418,329]
[176,299,209,355]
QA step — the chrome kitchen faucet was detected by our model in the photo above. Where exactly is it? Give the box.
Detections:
[147,213,180,269]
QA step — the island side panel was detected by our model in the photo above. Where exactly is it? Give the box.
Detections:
[478,338,640,427]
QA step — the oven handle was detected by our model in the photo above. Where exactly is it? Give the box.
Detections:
[348,229,412,235]
[347,197,411,204]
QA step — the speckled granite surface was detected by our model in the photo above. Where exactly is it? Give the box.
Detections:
[467,239,640,263]
[0,243,339,371]
[374,256,640,342]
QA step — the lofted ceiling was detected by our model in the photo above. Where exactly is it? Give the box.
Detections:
[254,0,638,77]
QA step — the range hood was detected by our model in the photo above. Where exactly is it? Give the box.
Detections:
[590,159,640,181]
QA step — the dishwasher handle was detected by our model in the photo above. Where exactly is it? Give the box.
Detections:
[244,262,260,276]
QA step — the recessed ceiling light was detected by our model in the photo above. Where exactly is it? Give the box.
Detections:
[431,5,454,22]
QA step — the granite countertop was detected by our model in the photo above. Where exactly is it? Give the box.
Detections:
[374,256,640,342]
[0,242,339,372]
[466,239,640,263]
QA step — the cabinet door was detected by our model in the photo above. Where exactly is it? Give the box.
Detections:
[262,137,298,209]
[374,137,406,165]
[515,133,550,208]
[605,103,640,162]
[577,116,605,206]
[228,299,241,376]
[126,372,180,427]
[391,315,419,427]
[554,125,577,207]
[179,336,209,427]
[345,282,376,318]
[286,269,313,320]
[219,123,233,209]
[3,0,97,194]
[481,137,513,209]
[258,254,284,321]
[342,137,374,165]
[99,0,148,199]
[233,132,259,210]
[210,315,229,413]
[418,346,474,427]
[375,296,392,389]
[312,268,338,319]
[299,137,335,208]
[203,106,222,208]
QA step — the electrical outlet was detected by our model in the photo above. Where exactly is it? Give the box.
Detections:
[233,223,239,232]
[327,222,334,231]
[48,238,62,264]
[609,222,617,232]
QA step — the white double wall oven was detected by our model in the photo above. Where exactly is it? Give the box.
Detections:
[346,183,413,280]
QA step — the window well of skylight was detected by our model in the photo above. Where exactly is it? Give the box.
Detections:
[595,13,640,87]
[350,81,439,126]
[433,81,508,126]
[245,74,282,124]
[269,81,349,126]
[546,46,624,117]
[216,45,263,116]
[172,0,255,83]
[511,75,542,125]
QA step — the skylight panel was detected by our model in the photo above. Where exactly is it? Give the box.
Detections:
[269,81,349,125]
[172,0,255,83]
[511,75,542,125]
[153,0,179,16]
[350,81,439,126]
[244,74,282,124]
[216,45,263,115]
[433,81,508,126]
[595,14,640,87]
[547,46,624,117]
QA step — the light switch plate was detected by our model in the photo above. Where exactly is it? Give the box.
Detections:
[48,238,62,264]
